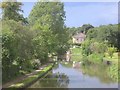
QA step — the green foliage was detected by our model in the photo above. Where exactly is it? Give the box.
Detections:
[87,53,104,64]
[29,2,70,56]
[107,47,117,58]
[31,59,41,69]
[87,24,119,51]
[71,47,83,62]
[1,1,27,24]
[2,2,69,83]
[67,27,81,36]
[2,20,18,82]
[2,20,34,82]
[81,63,116,83]
[90,42,107,54]
[67,24,94,37]
[3,1,119,85]
[81,24,94,34]
[79,24,119,82]
[107,64,118,82]
[81,39,92,56]
[9,64,53,88]
[80,24,119,65]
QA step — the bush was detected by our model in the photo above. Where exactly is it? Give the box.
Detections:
[90,42,107,54]
[107,47,117,58]
[32,59,41,69]
[2,20,34,82]
[2,65,19,82]
[81,39,92,56]
[87,53,104,64]
[81,55,89,64]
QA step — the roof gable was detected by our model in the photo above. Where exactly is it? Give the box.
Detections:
[73,33,86,38]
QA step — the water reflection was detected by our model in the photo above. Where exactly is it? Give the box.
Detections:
[29,71,69,88]
[80,63,116,83]
[60,62,118,88]
[61,62,116,83]
[29,63,118,88]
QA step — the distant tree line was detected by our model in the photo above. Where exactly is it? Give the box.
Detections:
[67,24,94,36]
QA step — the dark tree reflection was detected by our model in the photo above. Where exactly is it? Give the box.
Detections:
[29,71,69,88]
[81,63,116,83]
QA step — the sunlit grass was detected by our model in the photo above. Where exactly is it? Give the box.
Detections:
[71,47,83,62]
[10,83,24,87]
[71,47,81,54]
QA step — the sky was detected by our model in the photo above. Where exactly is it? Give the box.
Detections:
[14,2,119,27]
[64,2,118,27]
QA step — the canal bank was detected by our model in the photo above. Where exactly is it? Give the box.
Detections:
[29,63,118,88]
[70,47,119,82]
[2,63,55,89]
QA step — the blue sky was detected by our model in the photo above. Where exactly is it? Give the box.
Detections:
[22,2,118,27]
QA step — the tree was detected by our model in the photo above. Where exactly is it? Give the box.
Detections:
[1,1,27,23]
[29,2,69,62]
[82,24,94,34]
[81,39,92,56]
[86,24,119,51]
[90,42,107,54]
[2,20,33,82]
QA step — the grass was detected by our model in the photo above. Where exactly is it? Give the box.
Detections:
[71,47,83,62]
[71,47,119,64]
[8,63,54,88]
[71,47,81,54]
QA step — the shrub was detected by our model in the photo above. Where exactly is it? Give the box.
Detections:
[87,53,104,64]
[81,40,92,56]
[32,59,41,69]
[107,47,117,58]
[90,42,107,54]
[2,20,34,82]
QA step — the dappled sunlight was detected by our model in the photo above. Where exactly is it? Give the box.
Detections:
[28,75,38,78]
[9,83,24,88]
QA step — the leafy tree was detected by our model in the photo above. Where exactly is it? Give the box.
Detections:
[29,2,69,61]
[81,39,92,56]
[86,24,119,51]
[2,20,33,82]
[81,24,94,33]
[118,24,120,51]
[90,42,107,54]
[66,27,79,36]
[1,1,27,24]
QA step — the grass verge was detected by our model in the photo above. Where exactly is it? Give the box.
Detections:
[71,47,83,62]
[8,63,54,88]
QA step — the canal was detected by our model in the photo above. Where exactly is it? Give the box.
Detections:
[29,62,118,88]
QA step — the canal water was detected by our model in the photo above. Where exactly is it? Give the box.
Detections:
[29,62,118,88]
